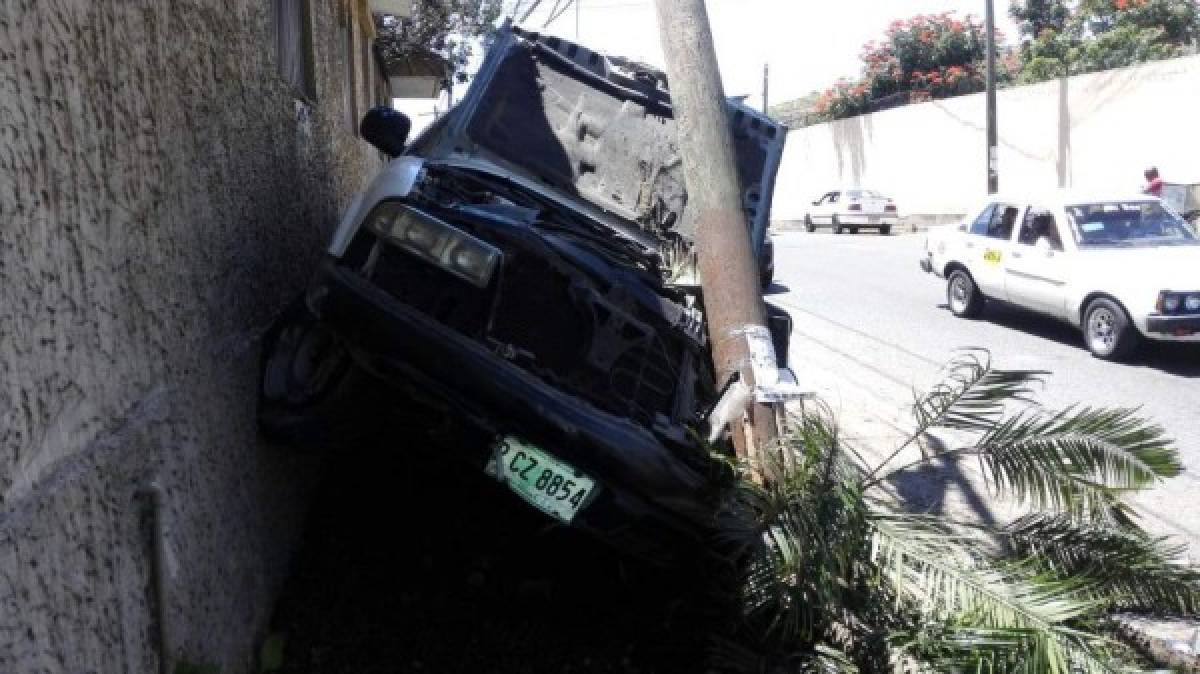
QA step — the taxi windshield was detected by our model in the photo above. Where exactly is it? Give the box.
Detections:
[1065,201,1198,247]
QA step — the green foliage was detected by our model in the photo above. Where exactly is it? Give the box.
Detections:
[813,13,1009,123]
[259,632,286,672]
[375,0,504,83]
[1010,0,1200,84]
[717,351,1197,672]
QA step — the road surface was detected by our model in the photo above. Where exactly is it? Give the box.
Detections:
[770,231,1200,556]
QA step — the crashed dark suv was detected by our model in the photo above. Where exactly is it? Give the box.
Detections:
[260,25,788,556]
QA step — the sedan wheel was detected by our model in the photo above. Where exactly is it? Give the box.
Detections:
[1083,298,1139,360]
[947,270,984,318]
[805,215,816,233]
[833,216,843,234]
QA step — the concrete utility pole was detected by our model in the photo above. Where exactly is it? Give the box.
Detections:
[762,62,769,113]
[985,0,999,194]
[654,0,778,461]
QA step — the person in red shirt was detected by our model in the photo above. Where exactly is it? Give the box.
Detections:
[1143,167,1164,197]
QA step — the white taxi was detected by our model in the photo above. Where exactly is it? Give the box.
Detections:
[920,191,1200,360]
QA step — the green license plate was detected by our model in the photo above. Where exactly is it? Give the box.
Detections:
[485,436,597,524]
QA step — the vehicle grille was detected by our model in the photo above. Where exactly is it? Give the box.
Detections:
[490,251,678,425]
[366,241,492,338]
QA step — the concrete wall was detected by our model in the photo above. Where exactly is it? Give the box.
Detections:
[771,54,1200,223]
[0,1,387,671]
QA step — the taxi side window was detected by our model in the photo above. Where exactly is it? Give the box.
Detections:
[986,204,1019,240]
[969,204,996,236]
[1018,209,1064,250]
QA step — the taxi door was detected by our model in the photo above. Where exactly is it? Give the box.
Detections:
[964,202,1022,300]
[1004,207,1070,318]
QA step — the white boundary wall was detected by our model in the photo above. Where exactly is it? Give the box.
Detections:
[771,54,1200,222]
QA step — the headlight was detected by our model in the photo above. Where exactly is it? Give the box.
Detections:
[366,202,501,288]
[1157,291,1200,314]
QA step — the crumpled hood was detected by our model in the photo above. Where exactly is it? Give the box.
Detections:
[412,23,786,254]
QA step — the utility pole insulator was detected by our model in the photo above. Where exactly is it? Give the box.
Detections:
[654,0,779,463]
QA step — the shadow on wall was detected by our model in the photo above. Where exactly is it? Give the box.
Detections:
[831,112,873,186]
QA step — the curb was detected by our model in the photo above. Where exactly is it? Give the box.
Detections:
[770,215,965,234]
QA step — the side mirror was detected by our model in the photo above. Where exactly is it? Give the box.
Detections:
[360,106,411,158]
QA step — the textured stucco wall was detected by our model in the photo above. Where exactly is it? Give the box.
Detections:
[771,54,1200,221]
[0,0,385,671]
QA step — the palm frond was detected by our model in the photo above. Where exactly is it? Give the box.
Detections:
[720,412,875,646]
[867,350,1047,483]
[911,349,1047,434]
[709,637,861,673]
[972,406,1180,520]
[1003,513,1200,614]
[872,515,1096,626]
[870,515,1127,674]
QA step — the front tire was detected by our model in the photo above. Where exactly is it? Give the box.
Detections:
[880,225,891,235]
[833,216,844,234]
[947,269,985,318]
[849,227,860,234]
[1083,298,1139,360]
[804,215,816,233]
[258,298,380,450]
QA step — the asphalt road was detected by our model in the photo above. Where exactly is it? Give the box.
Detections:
[768,230,1200,557]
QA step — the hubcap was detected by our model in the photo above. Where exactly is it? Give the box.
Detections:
[950,277,969,311]
[1088,308,1117,353]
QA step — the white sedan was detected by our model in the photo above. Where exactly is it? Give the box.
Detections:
[804,188,899,235]
[920,190,1200,360]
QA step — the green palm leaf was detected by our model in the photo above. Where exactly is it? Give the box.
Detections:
[1003,513,1200,614]
[911,350,1047,434]
[871,515,1123,674]
[972,407,1180,520]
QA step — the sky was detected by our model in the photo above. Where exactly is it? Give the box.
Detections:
[520,0,1020,109]
[396,1,1020,129]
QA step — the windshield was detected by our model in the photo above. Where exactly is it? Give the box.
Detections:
[1065,201,1198,246]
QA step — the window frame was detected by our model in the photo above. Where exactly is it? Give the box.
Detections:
[968,204,996,237]
[274,0,317,102]
[1016,207,1065,251]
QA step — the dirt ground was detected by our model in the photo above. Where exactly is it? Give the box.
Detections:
[269,428,725,674]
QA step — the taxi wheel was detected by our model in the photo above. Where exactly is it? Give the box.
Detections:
[1083,298,1139,361]
[849,227,860,234]
[947,269,984,319]
[833,216,844,234]
[880,225,891,235]
[805,215,816,233]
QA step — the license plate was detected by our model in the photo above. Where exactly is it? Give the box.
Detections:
[485,436,597,524]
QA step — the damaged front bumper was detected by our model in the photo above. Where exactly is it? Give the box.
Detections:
[306,259,722,555]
